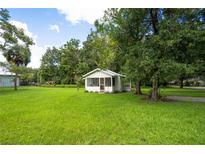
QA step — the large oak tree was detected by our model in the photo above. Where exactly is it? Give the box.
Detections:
[0,9,34,90]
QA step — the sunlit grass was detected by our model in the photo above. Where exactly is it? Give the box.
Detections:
[141,86,205,97]
[0,87,205,144]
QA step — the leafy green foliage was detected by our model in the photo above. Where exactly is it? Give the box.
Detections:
[0,9,34,90]
[40,47,61,83]
[20,67,40,85]
[97,8,205,99]
[60,39,80,84]
[82,31,118,70]
[39,32,119,85]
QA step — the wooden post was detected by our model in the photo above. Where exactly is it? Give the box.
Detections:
[104,77,105,91]
[111,77,113,92]
[99,78,100,91]
[14,72,18,90]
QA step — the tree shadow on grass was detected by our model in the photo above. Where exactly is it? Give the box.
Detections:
[0,87,29,96]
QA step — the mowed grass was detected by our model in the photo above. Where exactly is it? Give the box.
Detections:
[142,87,205,97]
[0,87,205,144]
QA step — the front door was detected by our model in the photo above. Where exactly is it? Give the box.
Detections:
[100,78,104,91]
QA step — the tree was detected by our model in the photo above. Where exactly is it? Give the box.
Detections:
[161,9,205,88]
[20,67,40,85]
[82,31,118,71]
[122,42,152,95]
[60,39,80,84]
[0,9,34,90]
[95,9,149,95]
[96,8,205,100]
[39,47,61,84]
[143,9,205,98]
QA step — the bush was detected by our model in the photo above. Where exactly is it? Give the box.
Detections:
[184,80,190,86]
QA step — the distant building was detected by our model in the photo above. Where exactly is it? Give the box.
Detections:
[186,78,205,87]
[169,78,205,87]
[0,70,19,87]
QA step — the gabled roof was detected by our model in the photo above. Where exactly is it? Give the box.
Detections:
[0,71,15,76]
[0,68,15,76]
[82,68,125,78]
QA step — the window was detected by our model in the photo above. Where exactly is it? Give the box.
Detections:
[105,78,111,87]
[87,78,99,86]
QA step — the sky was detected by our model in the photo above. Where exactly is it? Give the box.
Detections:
[0,8,106,68]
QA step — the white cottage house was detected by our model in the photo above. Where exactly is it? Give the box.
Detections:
[83,68,131,93]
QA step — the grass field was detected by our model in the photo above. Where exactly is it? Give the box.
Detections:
[142,87,205,97]
[0,87,205,144]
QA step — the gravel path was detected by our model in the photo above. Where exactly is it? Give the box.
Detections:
[166,96,205,102]
[185,87,205,90]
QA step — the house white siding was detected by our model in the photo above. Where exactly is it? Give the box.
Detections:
[0,75,19,87]
[85,86,99,92]
[85,82,113,93]
[112,76,120,92]
[116,76,122,91]
[104,86,113,93]
[83,68,130,93]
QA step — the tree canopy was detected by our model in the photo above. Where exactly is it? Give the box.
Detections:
[0,8,34,90]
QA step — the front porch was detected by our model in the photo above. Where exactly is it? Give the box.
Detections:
[83,68,129,93]
[86,77,117,93]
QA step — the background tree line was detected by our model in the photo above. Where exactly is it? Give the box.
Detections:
[1,8,205,100]
[39,32,119,85]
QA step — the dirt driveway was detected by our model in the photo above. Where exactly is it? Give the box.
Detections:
[166,96,205,102]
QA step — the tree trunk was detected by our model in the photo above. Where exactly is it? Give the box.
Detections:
[151,79,159,101]
[135,81,142,95]
[150,9,159,34]
[14,72,18,90]
[77,82,79,91]
[179,78,184,88]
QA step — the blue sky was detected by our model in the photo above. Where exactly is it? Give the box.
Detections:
[0,8,105,68]
[8,8,95,47]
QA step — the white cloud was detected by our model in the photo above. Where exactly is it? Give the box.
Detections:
[0,26,6,63]
[0,44,48,68]
[10,20,44,68]
[10,20,38,43]
[49,24,60,33]
[57,8,105,24]
[0,53,6,63]
[28,45,51,68]
[0,20,47,68]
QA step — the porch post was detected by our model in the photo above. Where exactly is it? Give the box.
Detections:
[111,77,113,92]
[85,78,87,89]
[99,78,100,91]
[104,77,105,88]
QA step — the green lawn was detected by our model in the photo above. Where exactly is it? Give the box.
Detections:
[0,87,205,144]
[142,87,205,97]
